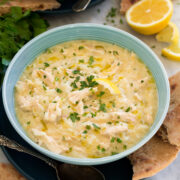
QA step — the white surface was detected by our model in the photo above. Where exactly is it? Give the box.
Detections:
[2,0,180,179]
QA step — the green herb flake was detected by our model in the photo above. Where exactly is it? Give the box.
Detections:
[78,46,84,50]
[113,51,119,55]
[43,75,46,79]
[92,123,101,130]
[86,125,91,130]
[44,62,50,67]
[91,112,97,118]
[73,52,76,56]
[101,148,106,152]
[97,145,101,150]
[111,152,118,155]
[83,130,88,134]
[97,91,105,97]
[125,107,131,112]
[83,105,88,109]
[82,112,88,117]
[120,19,123,24]
[60,48,64,53]
[43,85,47,90]
[79,59,84,63]
[73,70,80,74]
[117,138,122,143]
[111,137,115,143]
[99,102,107,112]
[56,88,62,93]
[27,121,31,125]
[123,145,127,150]
[107,122,112,125]
[69,112,80,122]
[55,77,59,81]
[107,7,117,18]
[88,56,94,65]
[141,80,144,83]
[151,45,156,49]
[52,101,57,103]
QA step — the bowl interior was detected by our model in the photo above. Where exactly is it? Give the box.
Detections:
[2,24,170,165]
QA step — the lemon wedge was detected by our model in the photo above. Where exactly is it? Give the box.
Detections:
[95,78,121,95]
[162,43,180,61]
[156,22,179,44]
[126,0,173,35]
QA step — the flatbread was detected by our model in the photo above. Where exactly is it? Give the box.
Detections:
[129,136,179,180]
[0,0,60,15]
[158,72,180,147]
[0,163,26,180]
[129,72,180,180]
[120,0,139,14]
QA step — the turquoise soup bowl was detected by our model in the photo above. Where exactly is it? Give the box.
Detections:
[2,24,170,165]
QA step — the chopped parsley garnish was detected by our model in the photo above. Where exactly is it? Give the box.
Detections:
[80,75,98,90]
[92,123,101,130]
[83,105,88,109]
[82,112,88,117]
[91,112,97,118]
[99,101,107,112]
[43,85,47,90]
[141,80,144,83]
[78,46,84,50]
[110,101,116,108]
[83,130,88,134]
[120,19,123,24]
[130,83,133,87]
[71,81,78,89]
[73,70,80,74]
[46,49,52,54]
[88,56,94,65]
[69,112,80,122]
[111,152,118,155]
[111,137,115,143]
[43,75,46,79]
[60,48,64,53]
[101,148,106,152]
[75,101,79,105]
[151,45,156,49]
[97,145,101,150]
[107,7,117,18]
[117,138,122,143]
[69,147,72,152]
[125,107,131,112]
[56,88,62,93]
[107,122,112,125]
[52,101,57,103]
[97,91,105,97]
[86,125,91,130]
[44,62,50,67]
[123,145,127,150]
[55,77,59,81]
[113,51,119,55]
[27,121,31,125]
[79,59,84,63]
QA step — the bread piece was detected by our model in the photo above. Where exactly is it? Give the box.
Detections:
[158,72,180,147]
[0,163,26,180]
[120,0,139,14]
[0,0,61,16]
[129,135,179,180]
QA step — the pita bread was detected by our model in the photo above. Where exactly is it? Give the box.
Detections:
[158,72,180,147]
[0,163,26,180]
[0,0,60,15]
[129,72,180,180]
[120,0,139,14]
[129,136,179,180]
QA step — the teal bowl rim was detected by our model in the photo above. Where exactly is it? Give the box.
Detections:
[2,23,170,165]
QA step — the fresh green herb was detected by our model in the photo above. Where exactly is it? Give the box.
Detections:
[73,70,80,74]
[113,51,119,55]
[43,75,46,79]
[83,105,88,109]
[0,7,48,83]
[52,101,57,103]
[117,138,122,143]
[99,101,107,112]
[130,83,133,87]
[92,123,101,130]
[82,112,88,117]
[83,130,88,134]
[69,112,80,122]
[71,81,78,89]
[97,145,101,150]
[111,19,115,23]
[110,101,116,108]
[79,59,84,63]
[123,145,127,150]
[125,107,131,112]
[86,125,91,130]
[91,112,97,118]
[62,136,65,141]
[73,52,76,56]
[101,148,106,152]
[78,46,84,50]
[141,80,144,83]
[107,7,117,18]
[27,121,31,125]
[44,62,50,67]
[69,147,72,152]
[151,45,156,49]
[43,85,47,90]
[111,137,115,143]
[88,56,94,65]
[55,77,59,81]
[45,48,51,53]
[60,48,64,53]
[87,75,98,87]
[75,101,79,105]
[111,152,118,155]
[56,88,62,93]
[53,67,57,70]
[117,62,120,66]
[97,91,105,97]
[120,19,123,24]
[107,122,112,125]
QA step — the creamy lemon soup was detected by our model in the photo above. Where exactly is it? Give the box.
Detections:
[14,40,158,158]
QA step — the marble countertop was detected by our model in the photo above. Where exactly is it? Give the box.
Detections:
[1,0,180,179]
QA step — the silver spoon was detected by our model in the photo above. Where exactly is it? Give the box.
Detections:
[72,0,91,12]
[0,135,105,180]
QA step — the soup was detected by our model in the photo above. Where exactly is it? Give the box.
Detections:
[14,40,158,158]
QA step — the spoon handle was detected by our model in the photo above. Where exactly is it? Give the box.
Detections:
[72,0,91,12]
[0,135,57,169]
